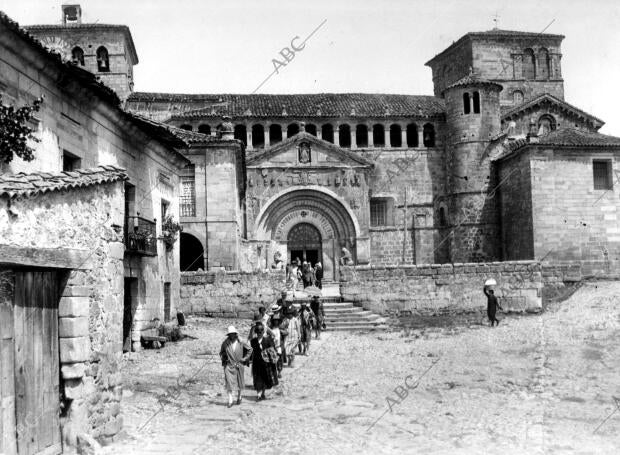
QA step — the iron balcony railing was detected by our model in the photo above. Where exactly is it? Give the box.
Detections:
[125,216,157,256]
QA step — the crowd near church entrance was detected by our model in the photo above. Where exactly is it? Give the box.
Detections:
[287,223,322,266]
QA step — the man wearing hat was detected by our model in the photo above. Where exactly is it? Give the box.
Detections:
[219,325,252,408]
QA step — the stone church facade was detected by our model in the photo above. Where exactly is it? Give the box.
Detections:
[26,6,620,280]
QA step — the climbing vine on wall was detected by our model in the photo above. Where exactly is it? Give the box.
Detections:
[0,95,43,164]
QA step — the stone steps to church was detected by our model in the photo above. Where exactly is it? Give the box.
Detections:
[326,322,390,331]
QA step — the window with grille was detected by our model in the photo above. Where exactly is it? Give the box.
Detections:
[180,165,196,217]
[593,160,613,190]
[370,199,388,226]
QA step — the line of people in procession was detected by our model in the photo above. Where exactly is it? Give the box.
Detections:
[286,258,323,294]
[219,295,325,408]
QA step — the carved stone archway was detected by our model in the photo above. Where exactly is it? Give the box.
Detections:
[254,188,364,280]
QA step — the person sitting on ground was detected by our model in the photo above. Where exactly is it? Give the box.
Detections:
[219,325,252,408]
[284,307,301,367]
[484,285,502,327]
[340,247,353,266]
[250,322,279,401]
[310,295,325,339]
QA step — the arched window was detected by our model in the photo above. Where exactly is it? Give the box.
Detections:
[180,124,193,131]
[522,48,536,80]
[71,46,84,66]
[234,125,247,145]
[423,123,435,147]
[538,48,550,80]
[513,90,524,105]
[463,92,471,114]
[406,123,418,147]
[538,115,556,135]
[372,124,385,147]
[198,124,211,135]
[287,123,299,137]
[439,207,447,227]
[321,124,334,143]
[96,46,109,72]
[251,124,264,149]
[390,124,402,147]
[472,91,480,114]
[356,125,368,147]
[270,124,282,144]
[306,124,317,136]
[339,124,351,148]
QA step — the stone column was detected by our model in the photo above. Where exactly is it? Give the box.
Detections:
[368,125,374,147]
[264,123,270,148]
[246,129,253,151]
[418,128,425,148]
[385,124,391,148]
[351,127,357,150]
[283,127,289,139]
[401,126,407,148]
[317,127,323,140]
[334,125,340,146]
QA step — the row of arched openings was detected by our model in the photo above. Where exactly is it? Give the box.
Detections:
[179,122,436,149]
[522,48,551,80]
[70,46,109,72]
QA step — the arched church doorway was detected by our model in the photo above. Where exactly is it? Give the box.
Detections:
[180,233,204,271]
[287,223,322,266]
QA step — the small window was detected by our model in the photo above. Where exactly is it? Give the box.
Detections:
[513,90,524,105]
[180,165,196,217]
[463,92,471,114]
[62,150,81,171]
[593,160,613,190]
[472,91,480,114]
[96,46,109,72]
[439,206,447,227]
[71,46,85,66]
[161,199,170,223]
[370,198,392,227]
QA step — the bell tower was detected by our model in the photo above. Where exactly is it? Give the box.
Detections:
[443,72,503,262]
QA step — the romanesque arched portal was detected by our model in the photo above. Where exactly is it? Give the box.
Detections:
[253,187,361,281]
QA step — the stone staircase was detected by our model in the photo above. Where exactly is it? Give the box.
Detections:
[291,283,389,331]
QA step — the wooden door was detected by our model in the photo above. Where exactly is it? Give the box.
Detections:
[13,270,62,455]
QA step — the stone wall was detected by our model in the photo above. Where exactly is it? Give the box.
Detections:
[0,180,125,447]
[180,270,286,317]
[340,261,542,316]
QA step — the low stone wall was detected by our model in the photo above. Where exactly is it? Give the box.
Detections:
[180,270,286,317]
[340,261,543,316]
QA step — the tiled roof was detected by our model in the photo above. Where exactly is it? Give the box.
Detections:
[537,128,620,147]
[128,93,446,119]
[444,73,502,92]
[24,23,139,64]
[494,128,620,161]
[163,124,216,145]
[0,166,128,199]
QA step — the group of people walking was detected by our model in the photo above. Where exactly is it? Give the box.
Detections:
[219,295,325,407]
[286,258,323,294]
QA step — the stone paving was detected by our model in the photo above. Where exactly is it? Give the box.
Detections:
[101,282,620,454]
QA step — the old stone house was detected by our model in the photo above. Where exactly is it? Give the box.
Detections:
[0,10,194,453]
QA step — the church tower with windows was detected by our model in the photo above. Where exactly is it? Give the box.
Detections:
[25,4,138,102]
[443,72,503,262]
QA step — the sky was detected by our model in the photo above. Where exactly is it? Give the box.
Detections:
[2,0,620,135]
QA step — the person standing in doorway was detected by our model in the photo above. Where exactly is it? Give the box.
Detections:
[484,285,502,326]
[219,326,252,408]
[314,262,323,289]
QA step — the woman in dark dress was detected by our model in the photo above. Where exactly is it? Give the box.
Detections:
[249,322,279,400]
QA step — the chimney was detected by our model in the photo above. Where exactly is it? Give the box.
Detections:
[62,4,82,25]
[220,116,234,141]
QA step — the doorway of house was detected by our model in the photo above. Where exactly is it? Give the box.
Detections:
[123,278,136,353]
[287,223,322,267]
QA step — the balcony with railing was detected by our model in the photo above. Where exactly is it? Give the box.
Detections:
[125,215,157,256]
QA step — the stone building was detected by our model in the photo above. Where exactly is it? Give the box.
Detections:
[0,10,192,451]
[20,6,620,279]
